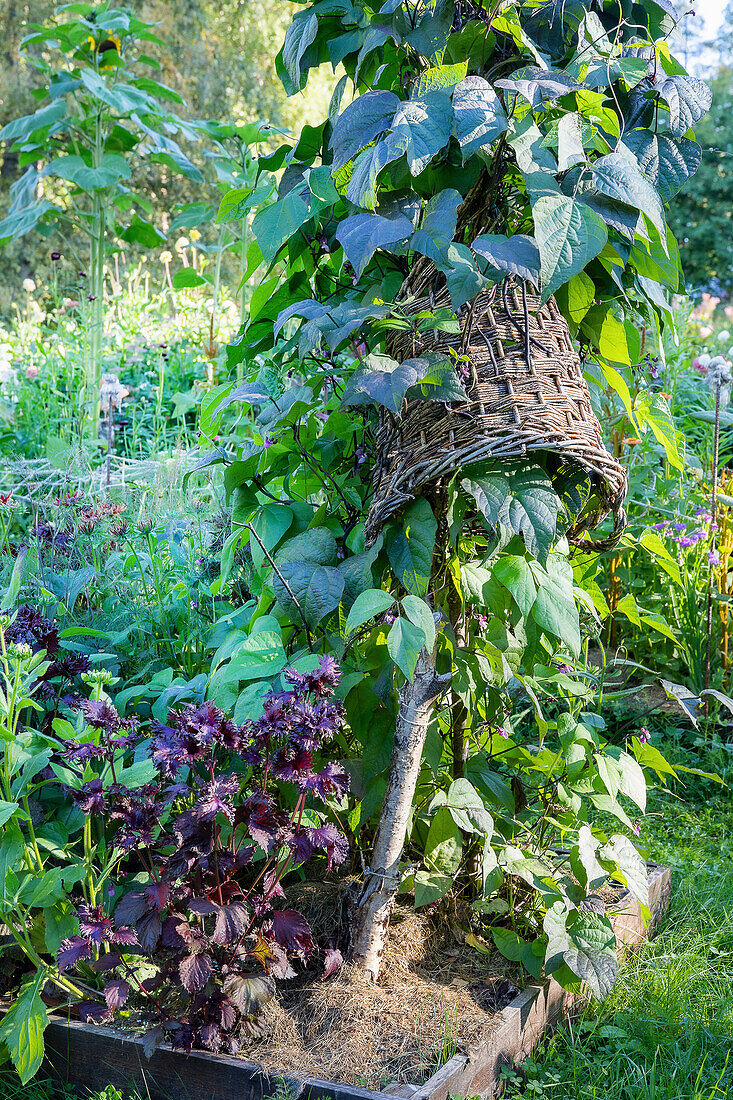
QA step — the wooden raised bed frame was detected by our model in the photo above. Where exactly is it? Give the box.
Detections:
[42,864,671,1100]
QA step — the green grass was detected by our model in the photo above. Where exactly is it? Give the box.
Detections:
[500,737,733,1100]
[0,1085,133,1100]
[1,738,731,1100]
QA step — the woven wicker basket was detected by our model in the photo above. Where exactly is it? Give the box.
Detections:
[366,275,627,549]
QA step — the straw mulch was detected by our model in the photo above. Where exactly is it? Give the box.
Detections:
[241,883,518,1089]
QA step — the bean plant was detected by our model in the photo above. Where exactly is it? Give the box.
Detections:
[198,0,713,984]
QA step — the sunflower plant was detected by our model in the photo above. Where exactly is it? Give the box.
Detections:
[0,2,203,437]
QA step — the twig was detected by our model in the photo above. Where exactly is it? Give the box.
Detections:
[241,521,314,651]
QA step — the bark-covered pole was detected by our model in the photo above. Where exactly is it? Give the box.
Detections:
[348,624,451,981]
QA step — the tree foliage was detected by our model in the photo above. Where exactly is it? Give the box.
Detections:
[667,67,733,294]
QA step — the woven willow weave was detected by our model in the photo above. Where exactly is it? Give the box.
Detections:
[366,276,627,549]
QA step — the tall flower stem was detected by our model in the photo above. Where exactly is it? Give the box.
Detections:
[705,375,722,710]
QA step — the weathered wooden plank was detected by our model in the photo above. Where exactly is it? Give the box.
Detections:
[40,865,671,1100]
[415,863,672,1100]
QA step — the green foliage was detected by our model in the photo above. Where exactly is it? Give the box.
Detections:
[192,0,715,1016]
[0,4,208,434]
[499,734,733,1100]
[0,0,726,1087]
[667,67,733,294]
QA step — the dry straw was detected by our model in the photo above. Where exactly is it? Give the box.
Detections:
[366,274,627,550]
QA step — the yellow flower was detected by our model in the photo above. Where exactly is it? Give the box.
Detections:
[160,251,173,264]
[86,34,122,55]
[189,229,201,242]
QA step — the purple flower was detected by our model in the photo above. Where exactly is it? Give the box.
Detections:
[673,523,687,532]
[632,821,641,837]
[709,550,721,565]
[638,727,650,744]
[652,521,669,530]
[677,537,694,548]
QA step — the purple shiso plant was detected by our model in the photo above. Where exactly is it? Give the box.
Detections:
[55,655,349,1055]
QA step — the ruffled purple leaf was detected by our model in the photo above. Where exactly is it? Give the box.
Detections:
[269,909,314,957]
[111,925,139,948]
[179,952,213,994]
[213,901,248,945]
[322,947,343,979]
[104,979,130,1012]
[57,935,92,971]
[307,823,349,870]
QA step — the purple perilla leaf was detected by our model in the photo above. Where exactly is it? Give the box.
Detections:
[104,979,130,1012]
[144,880,171,912]
[305,823,349,870]
[194,774,239,822]
[222,973,274,1016]
[136,910,162,953]
[57,935,92,971]
[115,889,148,925]
[79,1002,112,1025]
[269,909,314,957]
[142,1025,164,1059]
[322,947,343,979]
[198,1022,221,1051]
[213,901,249,945]
[187,897,220,916]
[179,952,213,993]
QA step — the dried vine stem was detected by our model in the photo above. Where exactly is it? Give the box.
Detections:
[242,521,314,651]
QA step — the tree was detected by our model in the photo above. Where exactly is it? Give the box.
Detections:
[667,67,733,294]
